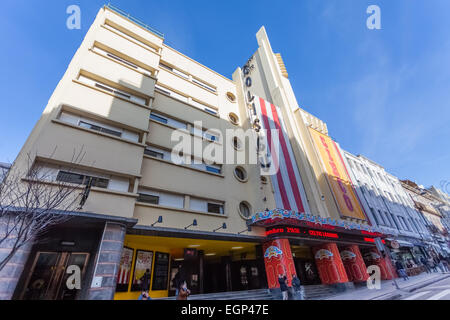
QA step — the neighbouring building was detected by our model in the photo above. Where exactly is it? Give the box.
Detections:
[427,186,450,235]
[343,152,435,274]
[2,4,400,300]
[0,163,11,183]
[401,180,450,256]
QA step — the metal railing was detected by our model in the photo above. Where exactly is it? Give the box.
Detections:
[105,3,164,39]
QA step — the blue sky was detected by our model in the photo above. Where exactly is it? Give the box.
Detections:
[0,0,449,190]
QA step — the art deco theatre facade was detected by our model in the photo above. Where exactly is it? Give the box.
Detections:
[1,5,398,300]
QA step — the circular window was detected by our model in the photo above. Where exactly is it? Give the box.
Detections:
[226,92,236,103]
[232,136,242,150]
[228,112,239,125]
[239,201,252,220]
[234,166,248,182]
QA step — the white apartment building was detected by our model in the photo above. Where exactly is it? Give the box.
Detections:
[343,151,435,264]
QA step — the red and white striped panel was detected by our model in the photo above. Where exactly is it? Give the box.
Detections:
[254,95,310,213]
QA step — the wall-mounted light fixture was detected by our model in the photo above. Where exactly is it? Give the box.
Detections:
[213,223,227,232]
[238,226,252,234]
[151,216,163,227]
[184,219,198,230]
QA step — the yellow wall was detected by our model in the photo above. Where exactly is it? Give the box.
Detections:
[114,236,171,300]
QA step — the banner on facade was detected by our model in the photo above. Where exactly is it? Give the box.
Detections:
[251,95,310,213]
[308,127,366,220]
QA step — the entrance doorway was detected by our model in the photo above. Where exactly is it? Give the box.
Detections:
[20,251,89,300]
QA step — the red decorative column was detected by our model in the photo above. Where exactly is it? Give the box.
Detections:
[313,243,349,285]
[340,245,369,282]
[262,239,296,289]
[362,248,397,280]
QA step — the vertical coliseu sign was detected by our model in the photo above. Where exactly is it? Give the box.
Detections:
[308,127,366,220]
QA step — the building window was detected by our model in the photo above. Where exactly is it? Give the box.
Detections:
[192,78,216,93]
[79,121,122,137]
[232,136,242,150]
[204,107,217,115]
[226,92,236,103]
[239,202,252,220]
[137,193,159,204]
[150,113,168,124]
[159,62,189,79]
[204,132,218,142]
[56,171,109,189]
[78,74,146,105]
[205,166,221,174]
[207,203,224,214]
[370,208,380,225]
[144,148,164,159]
[228,112,239,125]
[234,166,247,182]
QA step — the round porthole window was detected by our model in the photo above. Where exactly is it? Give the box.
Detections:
[232,136,242,150]
[234,166,248,182]
[226,92,236,103]
[239,201,252,220]
[228,112,239,125]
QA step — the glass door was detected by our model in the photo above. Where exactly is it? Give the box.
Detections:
[21,252,89,300]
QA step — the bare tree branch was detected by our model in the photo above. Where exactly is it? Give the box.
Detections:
[0,149,87,272]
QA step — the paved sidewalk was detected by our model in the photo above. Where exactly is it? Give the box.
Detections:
[325,272,450,300]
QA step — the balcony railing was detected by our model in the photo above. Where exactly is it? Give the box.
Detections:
[105,3,165,39]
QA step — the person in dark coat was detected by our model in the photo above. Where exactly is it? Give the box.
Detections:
[421,256,431,273]
[395,261,409,281]
[139,269,151,292]
[278,274,289,300]
[291,275,304,300]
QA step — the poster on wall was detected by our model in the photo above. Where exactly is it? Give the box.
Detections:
[131,250,153,292]
[116,247,134,292]
[152,252,170,291]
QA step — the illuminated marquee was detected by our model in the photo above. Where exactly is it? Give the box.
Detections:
[265,227,339,239]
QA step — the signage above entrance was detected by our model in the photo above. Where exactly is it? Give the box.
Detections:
[265,225,384,246]
[250,209,383,235]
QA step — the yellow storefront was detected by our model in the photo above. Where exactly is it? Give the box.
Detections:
[114,235,264,300]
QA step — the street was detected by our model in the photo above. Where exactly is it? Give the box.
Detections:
[399,276,450,300]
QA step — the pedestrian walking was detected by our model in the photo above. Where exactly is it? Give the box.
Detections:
[439,254,449,272]
[429,257,438,272]
[395,261,409,281]
[177,280,191,300]
[291,275,304,300]
[420,257,431,274]
[139,269,151,292]
[278,273,289,300]
[172,266,182,296]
